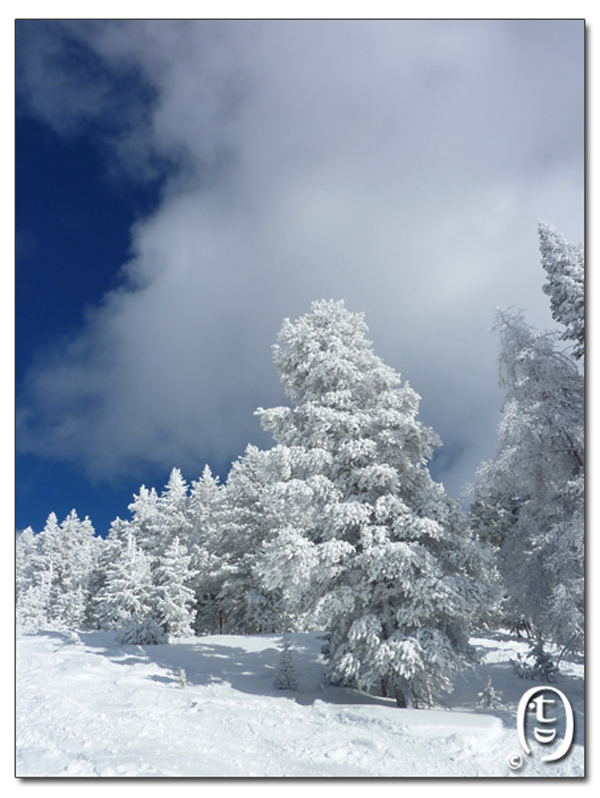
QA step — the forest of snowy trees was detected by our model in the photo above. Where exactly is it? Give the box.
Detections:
[16,222,584,708]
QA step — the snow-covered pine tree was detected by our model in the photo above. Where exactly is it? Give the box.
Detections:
[188,466,222,542]
[16,526,38,597]
[93,474,193,631]
[123,484,160,556]
[94,532,156,631]
[470,309,584,652]
[16,527,47,630]
[538,221,584,360]
[274,629,298,691]
[53,585,88,631]
[188,466,221,552]
[52,510,100,629]
[16,584,47,631]
[86,521,127,629]
[187,465,225,634]
[255,300,493,707]
[16,511,101,631]
[32,512,61,623]
[116,617,168,645]
[203,445,296,634]
[153,468,193,559]
[153,537,196,637]
[477,676,503,708]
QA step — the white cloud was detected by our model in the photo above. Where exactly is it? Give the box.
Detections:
[16,20,584,496]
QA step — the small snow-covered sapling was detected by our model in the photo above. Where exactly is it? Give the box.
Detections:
[477,676,503,709]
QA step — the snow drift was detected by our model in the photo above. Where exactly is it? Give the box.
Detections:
[16,629,583,778]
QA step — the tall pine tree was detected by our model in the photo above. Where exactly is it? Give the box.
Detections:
[94,533,156,631]
[471,224,584,653]
[256,300,492,707]
[538,221,584,360]
[470,309,584,651]
[153,537,196,637]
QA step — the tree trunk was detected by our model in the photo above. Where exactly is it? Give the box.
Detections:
[393,676,413,708]
[394,684,407,708]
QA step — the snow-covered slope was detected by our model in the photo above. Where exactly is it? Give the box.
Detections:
[16,629,584,777]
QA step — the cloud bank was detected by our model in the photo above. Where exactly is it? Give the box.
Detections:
[16,20,584,496]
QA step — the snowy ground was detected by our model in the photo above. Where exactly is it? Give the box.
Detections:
[16,628,584,778]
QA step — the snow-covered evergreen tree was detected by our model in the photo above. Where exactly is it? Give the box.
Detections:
[91,473,196,636]
[538,221,584,360]
[86,523,127,629]
[255,300,493,707]
[152,468,193,558]
[202,445,293,634]
[16,511,101,631]
[116,617,168,645]
[53,584,88,631]
[123,484,160,556]
[94,533,156,631]
[510,640,558,682]
[186,465,229,634]
[274,629,298,691]
[16,527,38,596]
[153,537,196,637]
[188,465,222,543]
[16,583,47,631]
[52,511,100,627]
[477,676,503,708]
[471,309,584,652]
[33,512,62,621]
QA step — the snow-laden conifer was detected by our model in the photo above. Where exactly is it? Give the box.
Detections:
[86,526,126,629]
[116,617,168,645]
[95,533,156,630]
[153,468,193,557]
[53,585,87,631]
[538,221,584,359]
[256,300,493,707]
[16,527,38,596]
[153,537,196,637]
[471,309,584,652]
[203,445,295,634]
[16,511,101,631]
[477,676,502,709]
[274,630,298,691]
[16,583,48,631]
[33,512,61,618]
[187,465,225,633]
[123,485,160,555]
[52,511,100,626]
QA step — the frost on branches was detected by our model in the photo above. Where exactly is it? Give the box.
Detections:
[256,300,494,707]
[195,445,290,635]
[93,533,156,632]
[274,629,298,691]
[16,511,101,632]
[470,310,584,653]
[538,221,584,360]
[471,224,584,655]
[153,537,196,637]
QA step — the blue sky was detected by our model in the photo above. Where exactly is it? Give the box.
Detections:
[15,19,584,537]
[16,115,165,533]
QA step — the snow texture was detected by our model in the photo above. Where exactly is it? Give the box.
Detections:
[16,629,583,778]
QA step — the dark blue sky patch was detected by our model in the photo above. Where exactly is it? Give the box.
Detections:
[16,117,162,379]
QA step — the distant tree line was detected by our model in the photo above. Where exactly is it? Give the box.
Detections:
[16,222,584,707]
